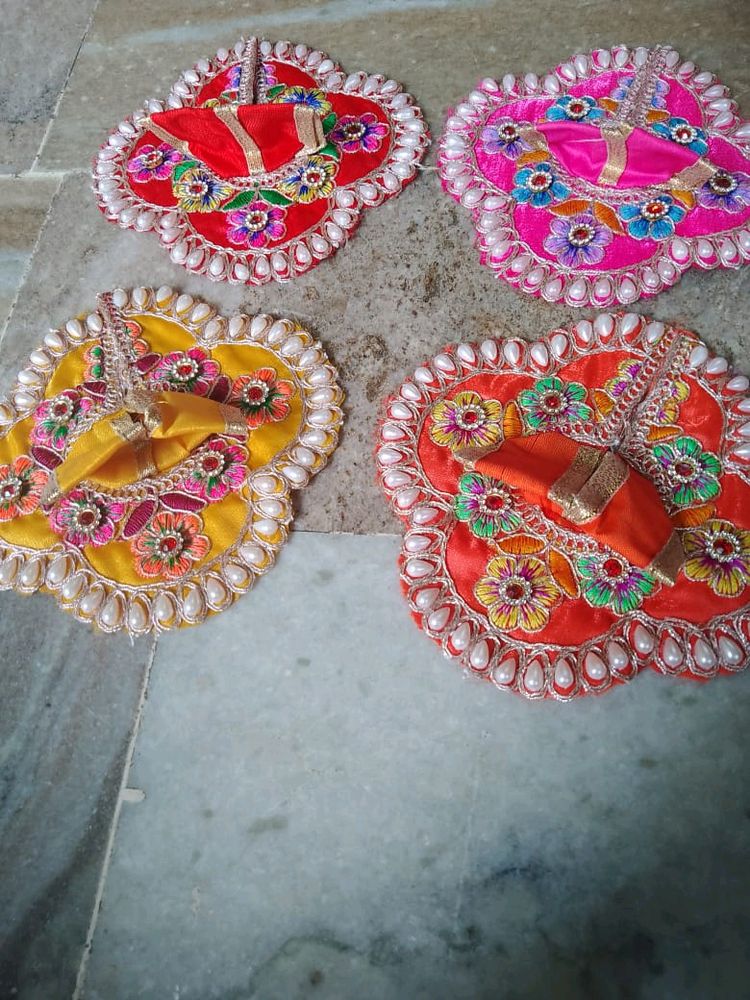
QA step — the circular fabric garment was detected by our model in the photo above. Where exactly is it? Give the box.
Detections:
[376,314,750,700]
[0,288,343,634]
[438,44,750,308]
[94,37,428,284]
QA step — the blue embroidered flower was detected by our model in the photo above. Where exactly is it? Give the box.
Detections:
[545,95,604,124]
[611,76,669,109]
[651,116,708,156]
[511,161,569,208]
[619,195,685,240]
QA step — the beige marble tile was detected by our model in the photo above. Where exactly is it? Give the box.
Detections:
[38,0,750,171]
[0,0,98,173]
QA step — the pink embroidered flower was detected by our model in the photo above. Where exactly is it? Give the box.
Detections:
[226,202,286,248]
[50,489,125,547]
[127,143,183,182]
[697,170,750,213]
[0,456,47,522]
[149,348,220,395]
[31,390,93,450]
[182,439,247,501]
[231,368,294,429]
[543,213,612,267]
[132,511,210,579]
[331,113,389,153]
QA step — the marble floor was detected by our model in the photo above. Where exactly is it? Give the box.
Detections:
[1,1,749,998]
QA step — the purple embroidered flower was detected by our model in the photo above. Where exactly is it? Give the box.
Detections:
[127,143,182,183]
[226,201,286,248]
[611,75,669,109]
[331,113,389,153]
[480,119,529,159]
[50,489,125,548]
[697,170,750,213]
[543,213,612,267]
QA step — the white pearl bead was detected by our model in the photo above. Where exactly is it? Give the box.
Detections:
[469,639,490,670]
[154,592,177,625]
[239,543,266,567]
[254,518,279,538]
[282,465,307,486]
[493,657,516,685]
[205,576,229,609]
[405,559,432,580]
[593,314,614,339]
[633,626,653,655]
[523,659,545,692]
[182,586,205,621]
[258,498,284,519]
[553,659,574,690]
[225,563,250,589]
[127,599,150,633]
[405,534,431,553]
[0,557,20,586]
[718,636,744,666]
[412,506,439,525]
[46,555,72,587]
[584,650,608,681]
[427,606,451,632]
[689,344,709,368]
[606,641,629,671]
[61,572,85,601]
[414,587,439,610]
[175,294,193,314]
[79,586,105,617]
[253,475,279,494]
[450,623,470,651]
[19,558,43,590]
[661,637,684,668]
[692,639,717,671]
[100,594,124,629]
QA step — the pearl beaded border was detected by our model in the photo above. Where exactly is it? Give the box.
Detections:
[438,44,750,308]
[93,37,429,285]
[376,312,750,701]
[0,286,344,635]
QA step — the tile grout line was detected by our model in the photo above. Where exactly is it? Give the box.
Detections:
[72,636,158,1000]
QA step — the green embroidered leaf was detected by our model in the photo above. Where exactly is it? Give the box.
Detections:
[317,141,340,161]
[258,189,293,206]
[322,112,337,134]
[221,190,260,211]
[172,160,199,181]
[265,84,285,100]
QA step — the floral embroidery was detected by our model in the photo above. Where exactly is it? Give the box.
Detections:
[173,167,233,212]
[429,391,503,451]
[651,116,709,156]
[31,390,93,450]
[518,376,592,429]
[682,519,750,597]
[696,170,750,213]
[475,555,560,632]
[276,156,337,204]
[545,95,604,124]
[0,456,47,522]
[226,202,286,248]
[331,113,388,153]
[480,120,529,159]
[511,161,569,208]
[454,473,522,538]
[182,440,247,501]
[226,62,277,92]
[50,489,125,547]
[132,511,210,579]
[611,75,669,109]
[652,435,721,506]
[84,320,148,380]
[652,377,689,425]
[270,85,332,118]
[543,213,612,267]
[149,348,220,396]
[619,195,685,240]
[127,143,183,183]
[577,553,656,613]
[604,358,643,400]
[232,368,294,428]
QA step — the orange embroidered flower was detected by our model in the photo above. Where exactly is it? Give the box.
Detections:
[132,511,210,579]
[474,554,560,632]
[683,519,750,597]
[231,368,294,429]
[0,456,47,522]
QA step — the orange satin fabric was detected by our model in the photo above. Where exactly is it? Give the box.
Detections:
[475,432,674,570]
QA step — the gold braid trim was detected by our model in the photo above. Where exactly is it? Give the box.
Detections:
[111,413,157,481]
[648,531,684,586]
[213,105,264,174]
[143,118,191,156]
[518,125,549,151]
[566,451,629,525]
[597,124,634,187]
[669,158,716,192]
[549,446,601,510]
[294,105,325,153]
[40,471,61,507]
[219,403,248,438]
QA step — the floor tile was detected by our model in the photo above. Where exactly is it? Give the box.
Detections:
[0,592,153,999]
[80,533,750,1000]
[0,0,98,173]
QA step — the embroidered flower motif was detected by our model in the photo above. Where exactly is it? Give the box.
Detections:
[270,85,332,117]
[652,435,721,506]
[651,116,709,156]
[682,519,750,597]
[518,376,592,429]
[611,76,669,109]
[50,489,125,547]
[0,456,47,522]
[31,390,93,450]
[231,368,294,429]
[173,167,233,212]
[543,212,613,267]
[619,194,685,240]
[604,359,643,400]
[577,553,656,614]
[225,62,276,91]
[276,155,337,204]
[330,113,389,153]
[226,201,286,248]
[132,511,210,579]
[149,348,220,396]
[480,119,530,159]
[652,377,689,425]
[696,170,750,213]
[545,95,604,124]
[127,143,183,183]
[182,440,247,502]
[84,320,147,380]
[475,555,560,632]
[511,161,569,208]
[429,391,504,451]
[454,473,523,538]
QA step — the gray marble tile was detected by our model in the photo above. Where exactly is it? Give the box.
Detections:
[0,591,153,999]
[36,0,750,172]
[80,533,750,1000]
[0,0,98,173]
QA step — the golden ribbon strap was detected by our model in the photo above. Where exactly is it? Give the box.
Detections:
[219,403,248,438]
[293,105,325,153]
[550,447,629,526]
[110,414,157,481]
[212,105,264,174]
[142,118,191,157]
[597,124,634,187]
[669,158,716,192]
[647,531,685,585]
[549,445,601,511]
